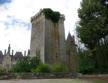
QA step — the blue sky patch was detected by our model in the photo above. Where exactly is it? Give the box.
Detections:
[4,21,9,29]
[2,15,31,30]
[0,0,12,5]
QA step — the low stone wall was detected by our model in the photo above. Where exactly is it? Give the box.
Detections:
[0,73,77,80]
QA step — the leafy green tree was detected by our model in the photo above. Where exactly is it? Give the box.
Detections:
[76,0,108,50]
[12,56,31,73]
[12,55,41,73]
[95,40,108,73]
[76,0,108,74]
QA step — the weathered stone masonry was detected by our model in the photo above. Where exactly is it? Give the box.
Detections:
[30,9,77,71]
[30,10,67,65]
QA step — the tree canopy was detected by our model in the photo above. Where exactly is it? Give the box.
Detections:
[76,0,108,50]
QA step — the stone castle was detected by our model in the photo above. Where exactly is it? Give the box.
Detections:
[30,9,77,71]
[0,9,77,71]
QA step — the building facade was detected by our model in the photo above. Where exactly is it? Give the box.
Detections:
[0,44,29,71]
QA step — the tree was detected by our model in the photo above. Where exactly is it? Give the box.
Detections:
[76,0,108,73]
[12,55,41,73]
[76,0,108,50]
[12,56,31,73]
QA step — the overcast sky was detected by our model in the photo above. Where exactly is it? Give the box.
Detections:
[0,0,82,53]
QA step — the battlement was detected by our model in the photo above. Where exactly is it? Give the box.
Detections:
[31,9,43,22]
[31,9,65,22]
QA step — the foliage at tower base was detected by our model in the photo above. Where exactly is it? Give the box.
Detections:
[11,55,68,73]
[76,0,108,74]
[11,55,41,73]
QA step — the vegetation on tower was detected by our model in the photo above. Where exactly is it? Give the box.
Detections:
[42,8,60,23]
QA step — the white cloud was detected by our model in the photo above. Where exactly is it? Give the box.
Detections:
[0,22,31,53]
[0,0,82,52]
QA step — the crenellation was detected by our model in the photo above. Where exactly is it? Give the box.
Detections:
[60,14,65,20]
[31,9,65,23]
[31,9,43,22]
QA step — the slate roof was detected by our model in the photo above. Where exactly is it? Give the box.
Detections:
[67,32,72,42]
[13,52,23,60]
[0,51,3,56]
[0,51,3,64]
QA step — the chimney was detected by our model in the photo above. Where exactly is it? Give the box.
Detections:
[24,51,26,56]
[4,49,6,55]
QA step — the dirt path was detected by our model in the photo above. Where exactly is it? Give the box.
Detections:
[79,75,108,81]
[0,79,107,83]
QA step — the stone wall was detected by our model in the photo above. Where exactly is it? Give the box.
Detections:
[2,55,12,71]
[44,18,67,65]
[30,11,45,63]
[0,73,77,80]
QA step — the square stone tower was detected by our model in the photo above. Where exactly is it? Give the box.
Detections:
[30,9,67,65]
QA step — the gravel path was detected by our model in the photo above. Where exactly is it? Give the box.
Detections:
[0,79,107,83]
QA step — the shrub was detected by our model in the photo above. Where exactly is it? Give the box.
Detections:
[0,67,3,73]
[30,55,41,70]
[12,56,31,73]
[12,55,41,73]
[78,65,95,74]
[77,44,108,74]
[52,63,67,73]
[33,63,52,73]
[31,63,68,73]
[77,49,95,74]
